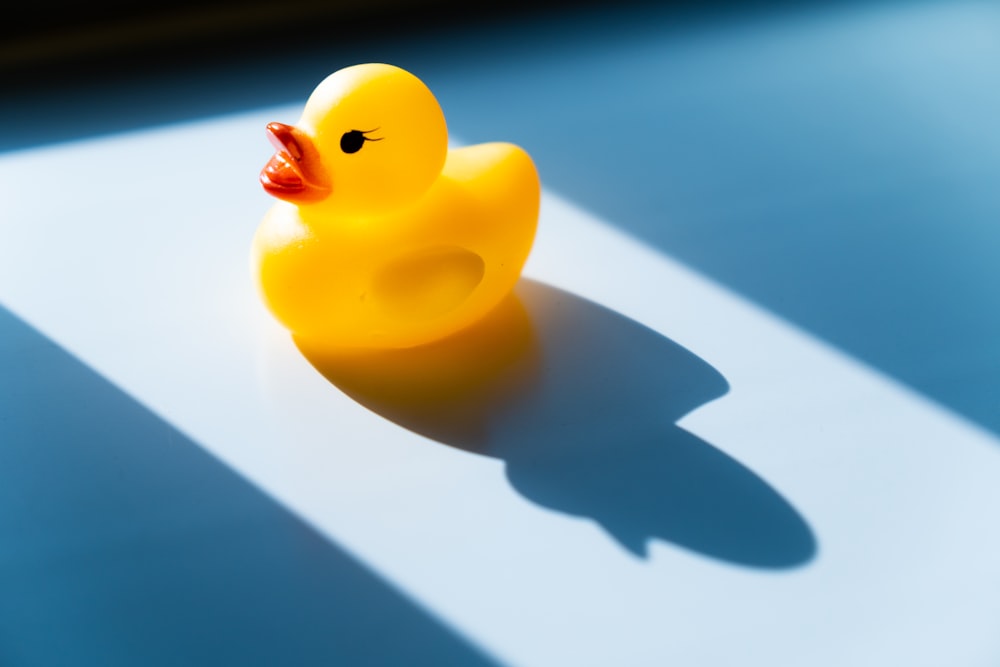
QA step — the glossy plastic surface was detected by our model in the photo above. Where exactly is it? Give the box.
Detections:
[253,63,540,349]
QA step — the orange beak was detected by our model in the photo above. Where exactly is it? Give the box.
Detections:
[260,122,331,203]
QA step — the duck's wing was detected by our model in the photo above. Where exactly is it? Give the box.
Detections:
[372,245,485,320]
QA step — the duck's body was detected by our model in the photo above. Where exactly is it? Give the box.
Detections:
[254,140,539,348]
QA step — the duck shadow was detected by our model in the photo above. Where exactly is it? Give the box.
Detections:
[298,279,817,568]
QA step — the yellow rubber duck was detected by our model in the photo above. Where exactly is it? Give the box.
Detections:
[252,63,540,350]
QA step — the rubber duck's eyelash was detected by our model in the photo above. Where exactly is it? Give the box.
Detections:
[340,128,384,154]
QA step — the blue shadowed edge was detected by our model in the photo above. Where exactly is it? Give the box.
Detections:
[0,305,501,667]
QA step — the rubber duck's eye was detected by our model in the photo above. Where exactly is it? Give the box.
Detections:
[340,130,365,153]
[340,129,382,154]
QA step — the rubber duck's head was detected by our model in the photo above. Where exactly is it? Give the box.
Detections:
[261,63,448,217]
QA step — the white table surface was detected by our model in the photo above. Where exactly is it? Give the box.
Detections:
[2,1,999,665]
